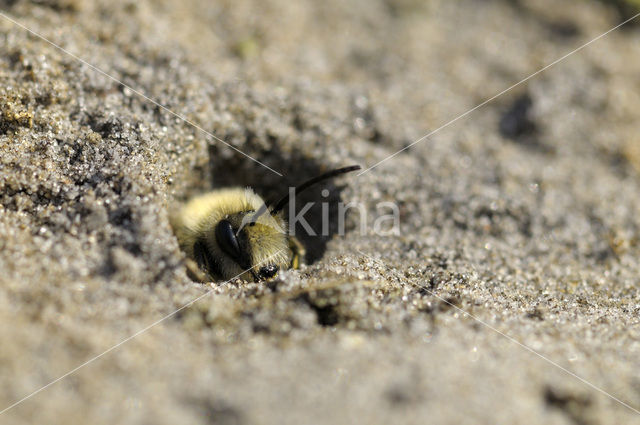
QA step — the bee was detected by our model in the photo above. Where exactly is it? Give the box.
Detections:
[170,165,360,282]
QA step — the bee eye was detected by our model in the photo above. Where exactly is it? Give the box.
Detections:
[215,219,241,261]
[259,264,279,279]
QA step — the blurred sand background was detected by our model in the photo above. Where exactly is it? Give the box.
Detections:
[2,0,640,423]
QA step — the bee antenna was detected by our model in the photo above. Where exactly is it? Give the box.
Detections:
[269,165,361,215]
[237,165,360,233]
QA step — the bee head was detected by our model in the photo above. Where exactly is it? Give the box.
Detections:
[214,211,290,281]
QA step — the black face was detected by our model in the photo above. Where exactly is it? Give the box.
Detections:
[215,219,278,281]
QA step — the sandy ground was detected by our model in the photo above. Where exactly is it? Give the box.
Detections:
[1,0,640,424]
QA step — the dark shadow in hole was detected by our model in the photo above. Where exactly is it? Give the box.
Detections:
[208,144,353,264]
[498,93,554,154]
